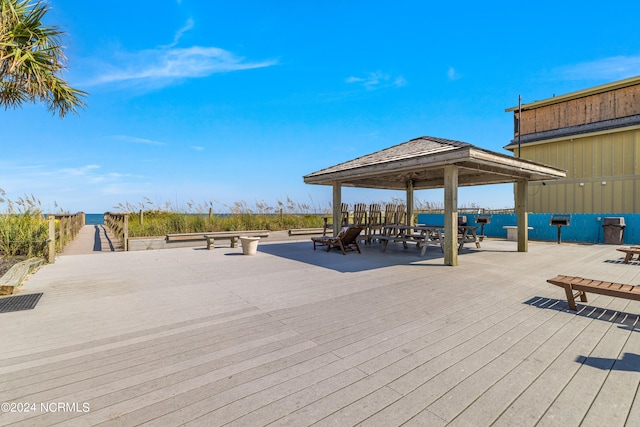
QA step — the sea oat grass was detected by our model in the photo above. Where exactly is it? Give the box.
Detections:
[0,191,49,258]
[126,211,325,237]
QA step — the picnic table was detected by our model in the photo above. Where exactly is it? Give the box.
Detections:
[377,224,481,256]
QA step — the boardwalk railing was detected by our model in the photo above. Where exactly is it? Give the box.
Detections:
[104,212,129,251]
[46,212,86,262]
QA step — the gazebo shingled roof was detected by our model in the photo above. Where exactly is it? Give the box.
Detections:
[304,136,565,190]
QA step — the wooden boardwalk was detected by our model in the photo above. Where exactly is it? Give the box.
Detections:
[1,238,640,426]
[60,225,123,255]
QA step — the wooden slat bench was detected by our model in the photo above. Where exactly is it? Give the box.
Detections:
[547,275,640,311]
[616,246,640,264]
[166,230,270,250]
[288,228,325,236]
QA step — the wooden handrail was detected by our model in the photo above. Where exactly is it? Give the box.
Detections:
[104,212,129,251]
[46,212,86,262]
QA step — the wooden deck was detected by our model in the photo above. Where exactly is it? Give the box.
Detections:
[1,238,640,426]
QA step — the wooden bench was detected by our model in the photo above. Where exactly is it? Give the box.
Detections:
[166,230,270,250]
[547,275,640,311]
[288,228,325,236]
[616,246,640,263]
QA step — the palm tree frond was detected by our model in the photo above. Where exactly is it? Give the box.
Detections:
[0,0,87,117]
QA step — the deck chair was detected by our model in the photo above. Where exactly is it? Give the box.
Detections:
[383,204,397,225]
[352,203,368,226]
[340,203,350,227]
[367,203,383,243]
[313,226,363,255]
[395,204,407,225]
[322,203,350,235]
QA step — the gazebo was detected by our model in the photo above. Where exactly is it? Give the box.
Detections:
[304,136,566,266]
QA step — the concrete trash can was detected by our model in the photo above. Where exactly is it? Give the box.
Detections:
[240,237,260,255]
[602,217,625,245]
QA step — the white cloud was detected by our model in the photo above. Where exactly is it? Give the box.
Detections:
[447,67,462,80]
[84,19,278,89]
[59,165,101,177]
[162,18,195,49]
[552,55,640,81]
[190,146,205,151]
[110,135,166,146]
[346,71,406,90]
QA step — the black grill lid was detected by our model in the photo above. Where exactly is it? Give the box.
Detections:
[474,214,491,224]
[550,214,571,226]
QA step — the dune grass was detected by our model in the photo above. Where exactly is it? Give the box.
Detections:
[116,197,329,237]
[0,191,49,258]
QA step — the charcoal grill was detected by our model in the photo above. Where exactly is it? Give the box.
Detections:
[474,214,492,236]
[549,214,571,244]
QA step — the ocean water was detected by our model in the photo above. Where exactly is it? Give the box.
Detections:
[85,213,104,225]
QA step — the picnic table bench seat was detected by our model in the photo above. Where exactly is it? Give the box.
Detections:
[616,246,640,263]
[547,275,640,311]
[166,230,270,249]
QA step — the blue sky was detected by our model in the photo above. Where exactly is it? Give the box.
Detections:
[4,1,640,213]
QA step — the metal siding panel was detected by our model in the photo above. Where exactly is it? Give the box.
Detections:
[561,141,573,177]
[548,143,558,169]
[575,181,584,213]
[613,180,623,212]
[623,132,635,175]
[602,135,613,176]
[417,213,640,244]
[636,130,640,175]
[584,138,594,178]
[556,183,566,212]
[584,182,594,213]
[593,136,603,177]
[612,133,623,176]
[574,140,584,177]
[565,182,573,213]
[622,179,633,212]
[593,181,603,213]
[540,184,549,213]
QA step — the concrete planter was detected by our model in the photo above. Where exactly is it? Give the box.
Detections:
[240,237,260,255]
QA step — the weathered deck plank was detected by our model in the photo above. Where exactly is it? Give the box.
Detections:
[1,238,640,426]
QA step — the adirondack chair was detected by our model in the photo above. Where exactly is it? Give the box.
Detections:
[341,203,350,227]
[395,204,407,225]
[352,203,368,226]
[312,226,363,255]
[383,204,397,225]
[367,203,383,243]
[322,203,350,235]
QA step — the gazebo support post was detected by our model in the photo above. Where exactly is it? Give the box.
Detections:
[515,179,528,252]
[444,165,458,266]
[332,181,342,237]
[406,179,414,226]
